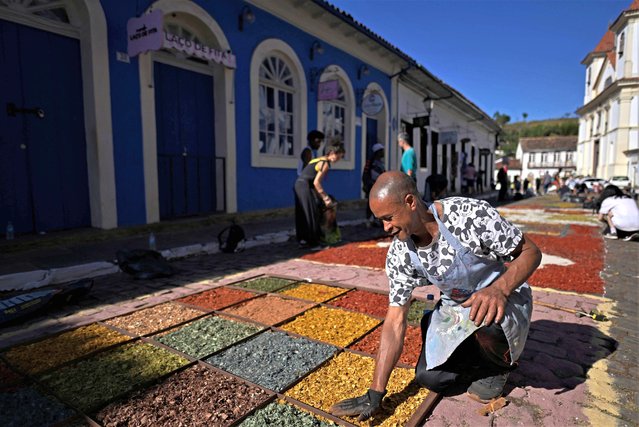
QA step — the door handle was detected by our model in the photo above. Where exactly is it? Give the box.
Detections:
[7,102,45,119]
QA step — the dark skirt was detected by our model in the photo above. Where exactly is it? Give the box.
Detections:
[294,179,321,246]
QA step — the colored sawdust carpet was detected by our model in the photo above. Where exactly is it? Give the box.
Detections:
[303,219,603,294]
[527,224,604,294]
[301,238,389,269]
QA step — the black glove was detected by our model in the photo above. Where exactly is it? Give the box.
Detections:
[329,389,387,421]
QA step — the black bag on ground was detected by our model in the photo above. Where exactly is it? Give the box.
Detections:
[218,224,246,253]
[116,249,176,279]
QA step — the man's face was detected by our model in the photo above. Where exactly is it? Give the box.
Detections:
[311,137,323,149]
[370,194,414,241]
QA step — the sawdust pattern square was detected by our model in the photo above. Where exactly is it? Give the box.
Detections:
[527,224,604,294]
[38,342,189,412]
[221,295,315,325]
[327,290,388,318]
[279,307,380,347]
[96,364,270,427]
[177,287,255,310]
[155,316,263,359]
[277,283,349,303]
[1,384,76,427]
[2,324,130,375]
[235,277,296,292]
[103,302,206,336]
[407,300,428,325]
[349,325,422,367]
[206,331,337,392]
[239,401,336,426]
[285,351,430,426]
[301,239,389,269]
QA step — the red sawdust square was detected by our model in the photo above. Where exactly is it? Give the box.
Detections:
[177,287,255,311]
[327,289,389,318]
[349,325,422,367]
[301,238,388,268]
[527,225,604,294]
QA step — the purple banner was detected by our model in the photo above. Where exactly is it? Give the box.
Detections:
[127,9,163,57]
[318,80,339,101]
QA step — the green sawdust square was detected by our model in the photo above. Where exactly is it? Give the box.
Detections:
[38,342,189,412]
[234,277,297,292]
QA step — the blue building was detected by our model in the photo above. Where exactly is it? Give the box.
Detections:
[0,0,499,234]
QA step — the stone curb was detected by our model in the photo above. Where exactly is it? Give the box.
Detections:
[0,219,367,293]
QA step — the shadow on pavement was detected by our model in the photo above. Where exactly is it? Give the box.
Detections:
[0,224,385,345]
[509,319,617,394]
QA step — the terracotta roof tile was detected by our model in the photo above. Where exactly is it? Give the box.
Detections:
[519,136,577,152]
[628,0,639,11]
[594,31,615,53]
[495,158,522,170]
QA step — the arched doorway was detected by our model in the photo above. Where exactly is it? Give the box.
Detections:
[139,1,235,221]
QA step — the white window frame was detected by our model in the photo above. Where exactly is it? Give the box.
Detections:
[250,39,307,168]
[316,65,356,170]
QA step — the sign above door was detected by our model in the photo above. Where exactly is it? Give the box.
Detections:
[127,10,237,69]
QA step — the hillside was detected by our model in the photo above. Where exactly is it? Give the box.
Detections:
[499,118,578,155]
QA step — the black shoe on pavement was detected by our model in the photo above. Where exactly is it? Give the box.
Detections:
[467,372,509,403]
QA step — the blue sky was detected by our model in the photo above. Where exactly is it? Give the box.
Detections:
[329,0,630,122]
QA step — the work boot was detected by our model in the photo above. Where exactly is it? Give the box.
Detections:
[466,372,509,403]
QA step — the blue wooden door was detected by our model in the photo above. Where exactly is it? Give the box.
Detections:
[154,62,216,219]
[366,118,378,160]
[0,19,90,234]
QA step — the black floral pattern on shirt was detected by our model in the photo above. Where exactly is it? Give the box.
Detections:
[386,197,522,306]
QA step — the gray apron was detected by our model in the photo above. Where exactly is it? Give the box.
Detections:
[408,204,532,369]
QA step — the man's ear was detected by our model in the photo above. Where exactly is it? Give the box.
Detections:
[404,193,416,209]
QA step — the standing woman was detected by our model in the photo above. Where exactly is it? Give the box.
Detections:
[294,141,345,249]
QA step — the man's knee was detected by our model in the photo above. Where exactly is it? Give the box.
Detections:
[415,364,457,393]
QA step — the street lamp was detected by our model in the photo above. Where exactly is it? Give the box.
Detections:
[238,5,255,32]
[310,41,324,60]
[423,96,434,116]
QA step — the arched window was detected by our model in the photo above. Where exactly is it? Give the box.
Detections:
[321,80,347,144]
[317,66,355,169]
[0,0,70,23]
[250,39,306,169]
[259,56,295,156]
[618,32,625,58]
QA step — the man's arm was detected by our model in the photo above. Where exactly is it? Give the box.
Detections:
[461,233,541,326]
[301,147,312,168]
[330,304,410,420]
[371,304,410,391]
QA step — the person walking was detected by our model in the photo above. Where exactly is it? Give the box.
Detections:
[330,172,541,420]
[362,143,386,225]
[497,166,509,201]
[294,141,345,250]
[398,132,417,181]
[464,163,477,195]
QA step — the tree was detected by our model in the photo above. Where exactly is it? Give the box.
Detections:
[493,111,511,126]
[522,112,528,122]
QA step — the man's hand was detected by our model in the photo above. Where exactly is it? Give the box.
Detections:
[460,284,508,327]
[330,389,387,421]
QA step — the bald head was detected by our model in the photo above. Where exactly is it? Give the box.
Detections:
[370,171,419,205]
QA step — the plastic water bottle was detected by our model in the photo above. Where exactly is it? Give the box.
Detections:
[6,222,14,240]
[423,293,436,316]
[148,232,156,250]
